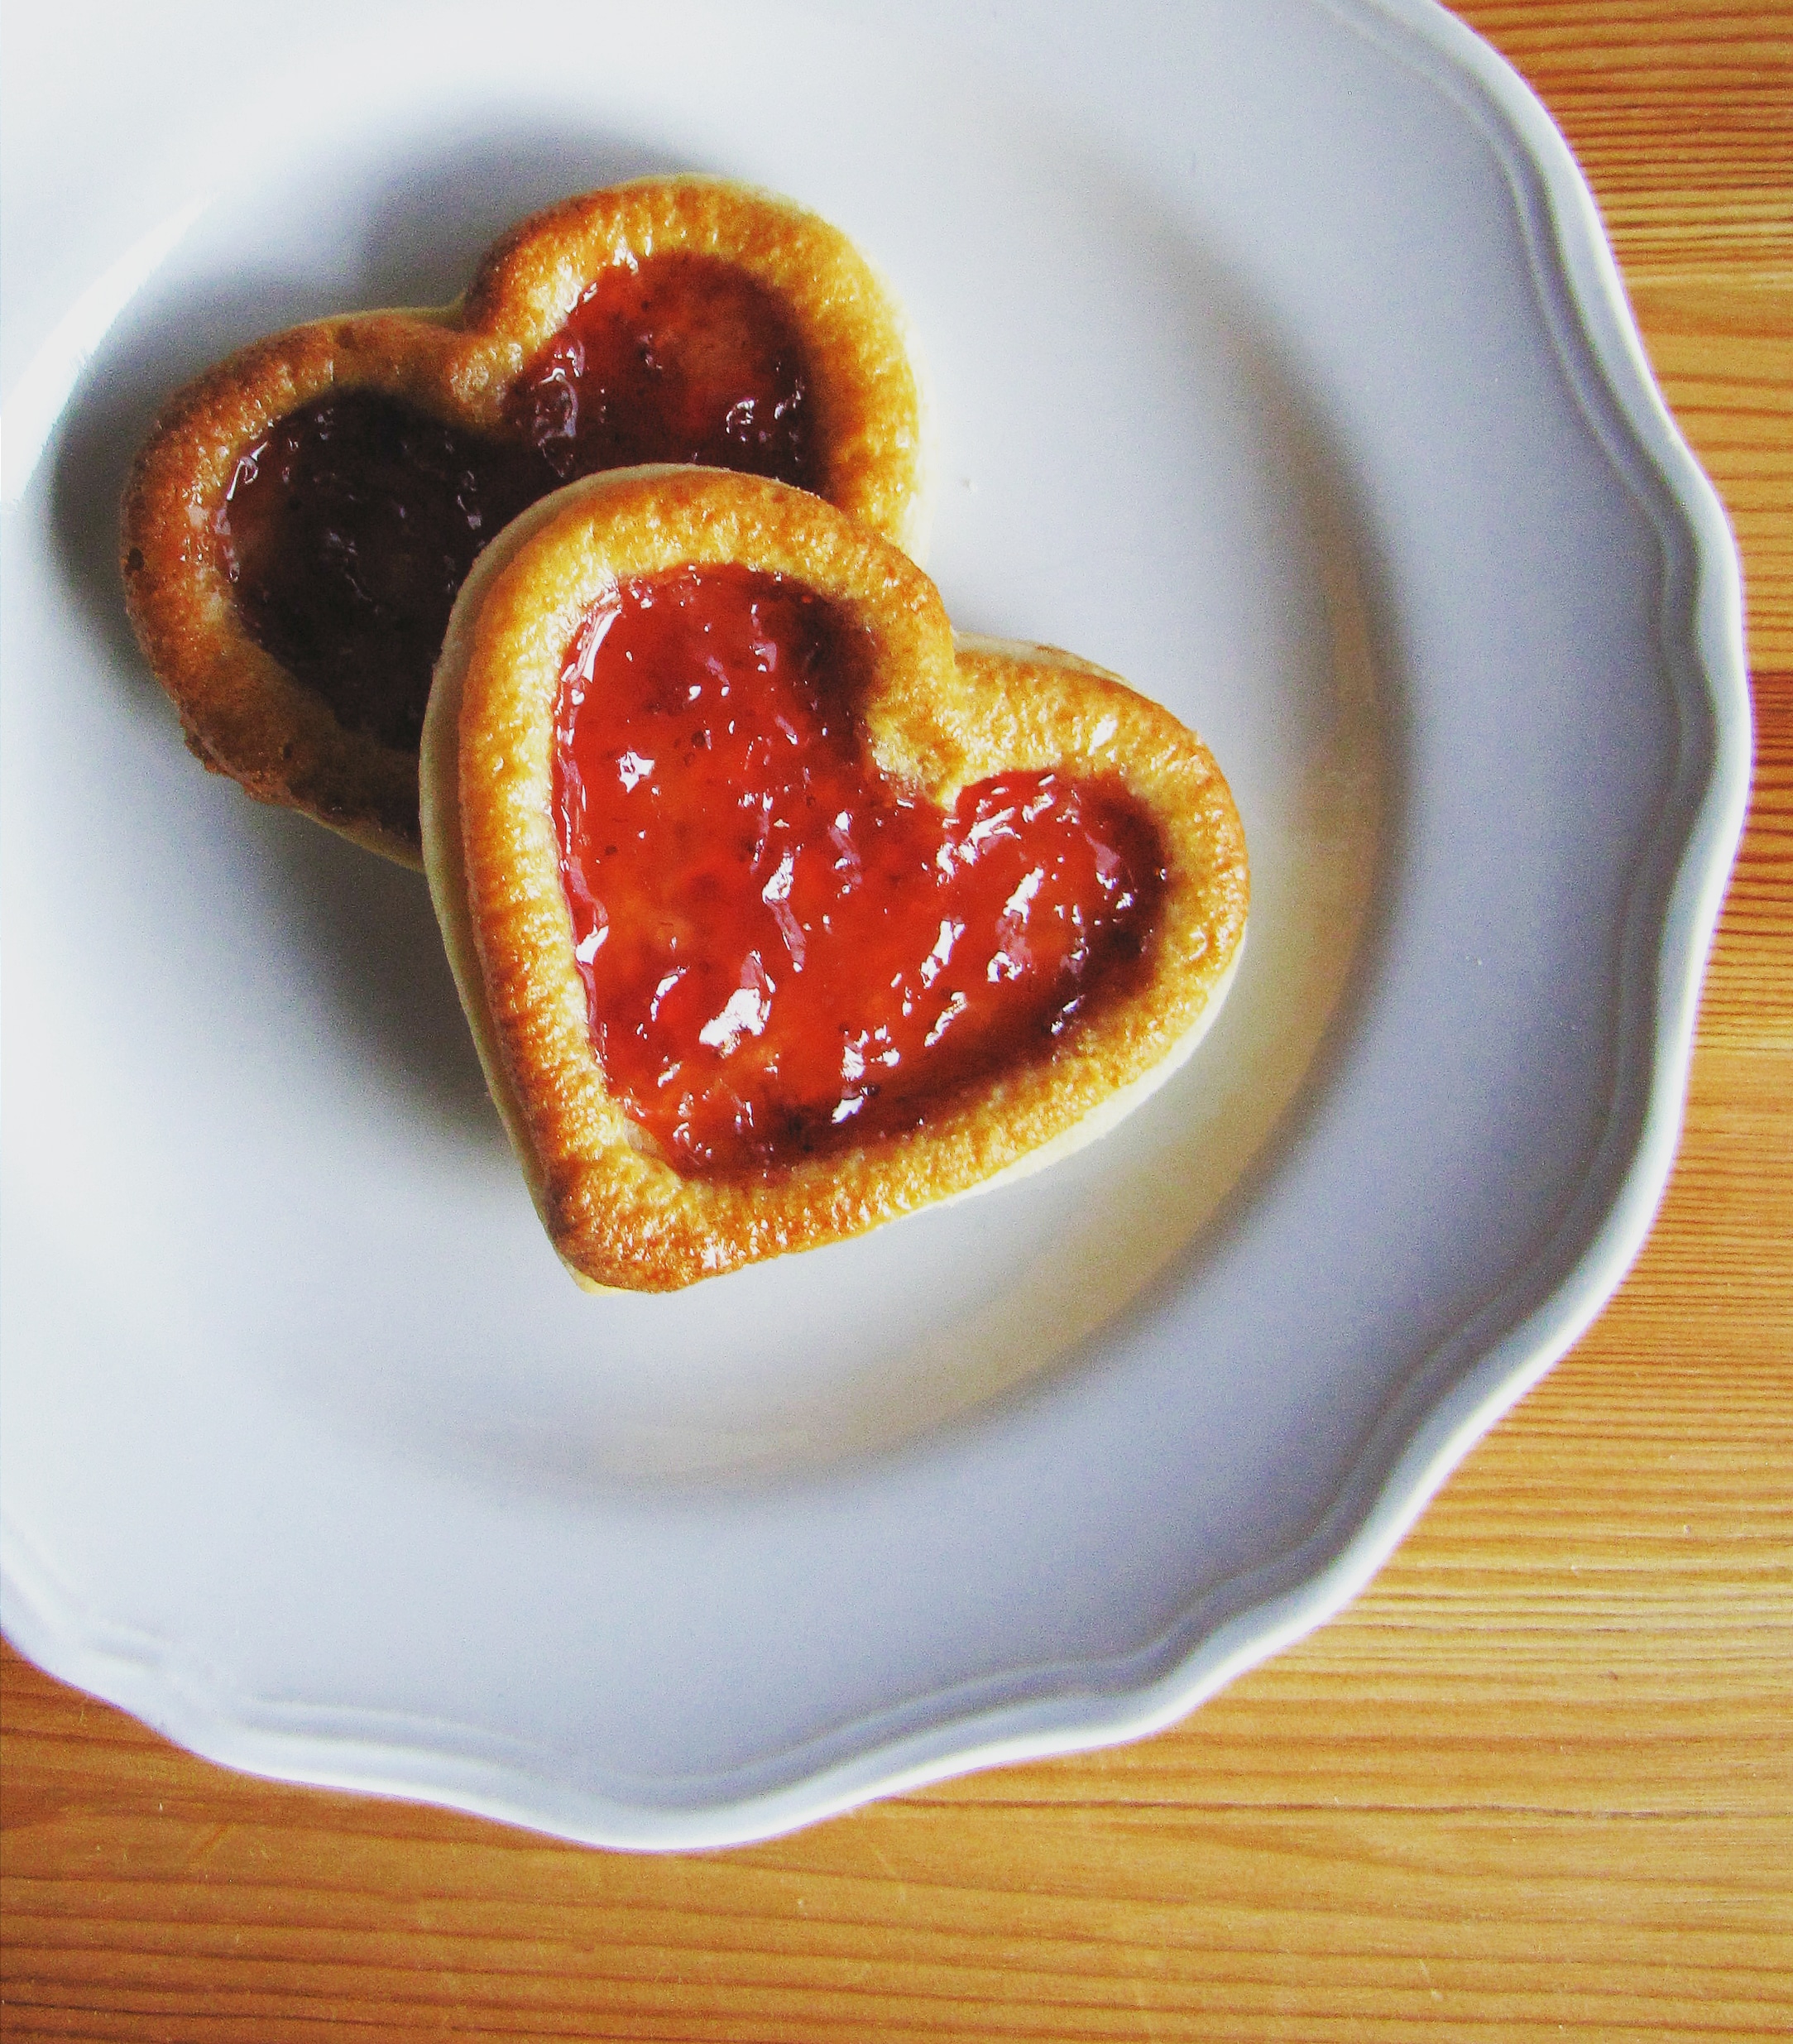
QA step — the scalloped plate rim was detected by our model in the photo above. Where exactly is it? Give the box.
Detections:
[0,0,1751,1850]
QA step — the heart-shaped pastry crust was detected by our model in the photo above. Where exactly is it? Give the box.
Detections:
[423,468,1248,1292]
[121,177,928,864]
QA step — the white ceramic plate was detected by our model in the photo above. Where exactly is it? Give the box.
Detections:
[0,0,1747,1847]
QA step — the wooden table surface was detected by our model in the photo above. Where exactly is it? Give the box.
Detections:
[4,4,1789,2037]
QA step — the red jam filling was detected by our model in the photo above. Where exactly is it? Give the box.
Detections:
[215,391,538,751]
[216,254,818,749]
[504,252,817,489]
[553,566,1167,1175]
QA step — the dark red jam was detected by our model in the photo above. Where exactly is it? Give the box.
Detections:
[216,255,818,749]
[504,252,817,489]
[553,566,1167,1176]
[215,391,538,751]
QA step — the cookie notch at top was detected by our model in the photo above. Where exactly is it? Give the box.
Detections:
[423,467,1249,1293]
[121,177,930,865]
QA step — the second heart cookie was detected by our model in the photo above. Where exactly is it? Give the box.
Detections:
[121,178,929,864]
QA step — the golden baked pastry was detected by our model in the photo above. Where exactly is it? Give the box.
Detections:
[422,466,1248,1293]
[120,177,929,865]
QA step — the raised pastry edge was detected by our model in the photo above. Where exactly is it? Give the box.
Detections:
[122,175,932,866]
[424,467,1249,1293]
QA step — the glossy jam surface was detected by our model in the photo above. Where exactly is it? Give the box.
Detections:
[553,567,1166,1175]
[218,254,818,747]
[506,252,817,489]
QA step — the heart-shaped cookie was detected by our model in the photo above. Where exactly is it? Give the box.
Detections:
[121,178,928,864]
[423,468,1248,1292]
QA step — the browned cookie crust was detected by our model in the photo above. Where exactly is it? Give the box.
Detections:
[121,178,930,865]
[422,467,1248,1293]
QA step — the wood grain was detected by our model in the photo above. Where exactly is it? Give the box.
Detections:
[4,5,1790,2038]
